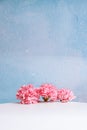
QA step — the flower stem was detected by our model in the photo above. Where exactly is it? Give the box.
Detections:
[43,97,49,102]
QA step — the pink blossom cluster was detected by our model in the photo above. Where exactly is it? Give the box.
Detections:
[57,88,76,103]
[16,84,39,104]
[39,84,58,102]
[16,83,76,104]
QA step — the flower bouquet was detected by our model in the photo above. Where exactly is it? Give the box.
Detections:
[16,83,76,104]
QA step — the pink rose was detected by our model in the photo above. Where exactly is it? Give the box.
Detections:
[57,88,76,103]
[16,84,40,104]
[39,83,58,102]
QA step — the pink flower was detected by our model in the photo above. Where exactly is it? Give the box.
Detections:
[16,84,40,104]
[39,83,58,102]
[57,88,76,103]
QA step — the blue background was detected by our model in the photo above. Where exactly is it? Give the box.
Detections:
[0,0,87,103]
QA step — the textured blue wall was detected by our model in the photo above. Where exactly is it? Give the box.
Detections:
[0,0,87,103]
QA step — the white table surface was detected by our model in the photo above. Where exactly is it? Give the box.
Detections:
[0,102,87,130]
